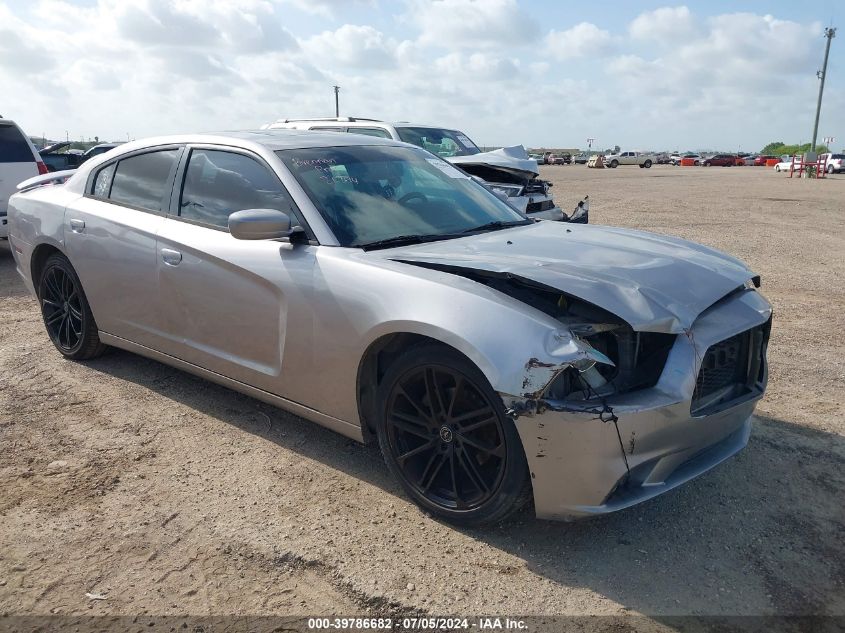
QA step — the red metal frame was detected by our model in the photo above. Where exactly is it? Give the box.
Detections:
[788,154,827,179]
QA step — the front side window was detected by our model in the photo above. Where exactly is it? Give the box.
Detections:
[394,127,481,157]
[109,149,179,212]
[179,149,300,229]
[278,145,527,248]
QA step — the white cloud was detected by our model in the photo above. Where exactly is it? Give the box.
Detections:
[302,25,399,69]
[281,0,374,18]
[609,12,822,101]
[408,0,538,49]
[544,22,613,60]
[629,6,698,44]
[601,12,826,148]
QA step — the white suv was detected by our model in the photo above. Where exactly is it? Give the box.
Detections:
[1,119,46,239]
[264,117,571,221]
[821,153,844,174]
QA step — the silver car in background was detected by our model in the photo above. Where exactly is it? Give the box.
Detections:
[7,130,771,525]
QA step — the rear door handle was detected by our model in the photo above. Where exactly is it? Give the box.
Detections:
[161,248,182,266]
[69,219,85,233]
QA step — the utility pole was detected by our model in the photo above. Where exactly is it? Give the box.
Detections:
[333,85,340,117]
[811,27,836,151]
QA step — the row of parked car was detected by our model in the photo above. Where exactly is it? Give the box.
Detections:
[527,148,844,173]
[529,152,590,166]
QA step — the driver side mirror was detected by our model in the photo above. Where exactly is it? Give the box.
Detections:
[229,209,302,241]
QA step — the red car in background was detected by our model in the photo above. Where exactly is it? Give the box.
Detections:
[704,154,740,166]
[755,155,779,166]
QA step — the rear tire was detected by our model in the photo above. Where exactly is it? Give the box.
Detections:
[643,160,652,168]
[38,253,107,360]
[375,344,532,526]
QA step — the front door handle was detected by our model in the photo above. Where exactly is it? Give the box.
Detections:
[69,219,85,233]
[161,248,182,266]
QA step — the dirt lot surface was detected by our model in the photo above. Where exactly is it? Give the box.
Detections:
[1,165,843,628]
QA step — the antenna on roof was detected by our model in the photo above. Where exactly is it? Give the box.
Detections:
[333,85,340,117]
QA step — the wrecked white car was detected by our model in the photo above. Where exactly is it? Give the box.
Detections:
[8,131,770,526]
[264,117,573,222]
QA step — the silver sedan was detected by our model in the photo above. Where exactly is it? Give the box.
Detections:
[7,131,771,525]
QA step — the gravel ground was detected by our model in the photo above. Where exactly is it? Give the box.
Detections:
[1,165,843,628]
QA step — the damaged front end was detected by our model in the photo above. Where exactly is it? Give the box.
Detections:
[448,267,770,521]
[449,146,571,222]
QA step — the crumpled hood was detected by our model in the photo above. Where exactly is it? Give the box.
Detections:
[447,145,539,179]
[380,222,755,333]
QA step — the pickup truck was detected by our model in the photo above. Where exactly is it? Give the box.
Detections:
[603,151,655,168]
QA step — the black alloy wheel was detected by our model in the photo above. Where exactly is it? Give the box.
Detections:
[376,345,531,526]
[38,254,106,360]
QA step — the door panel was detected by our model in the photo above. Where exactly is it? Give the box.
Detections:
[155,218,317,393]
[64,147,181,346]
[64,196,163,346]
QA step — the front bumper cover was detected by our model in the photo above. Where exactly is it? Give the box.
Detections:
[509,287,771,520]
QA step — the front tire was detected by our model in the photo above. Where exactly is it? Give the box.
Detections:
[38,253,106,360]
[375,345,531,526]
[610,160,618,168]
[827,165,834,174]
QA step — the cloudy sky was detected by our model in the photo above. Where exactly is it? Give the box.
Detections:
[0,0,842,151]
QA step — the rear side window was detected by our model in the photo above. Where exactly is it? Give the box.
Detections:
[0,123,35,163]
[179,149,301,229]
[109,150,179,212]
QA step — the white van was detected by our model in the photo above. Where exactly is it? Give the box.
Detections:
[263,117,573,221]
[1,119,45,238]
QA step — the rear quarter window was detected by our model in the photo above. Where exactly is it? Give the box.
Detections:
[0,123,35,163]
[92,163,116,198]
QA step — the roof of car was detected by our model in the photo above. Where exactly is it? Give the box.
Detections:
[269,119,458,131]
[117,129,408,153]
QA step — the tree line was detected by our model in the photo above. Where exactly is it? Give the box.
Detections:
[760,141,830,156]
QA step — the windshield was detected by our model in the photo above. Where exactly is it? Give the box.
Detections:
[277,145,528,248]
[394,127,481,157]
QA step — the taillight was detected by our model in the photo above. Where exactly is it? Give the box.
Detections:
[37,161,49,175]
